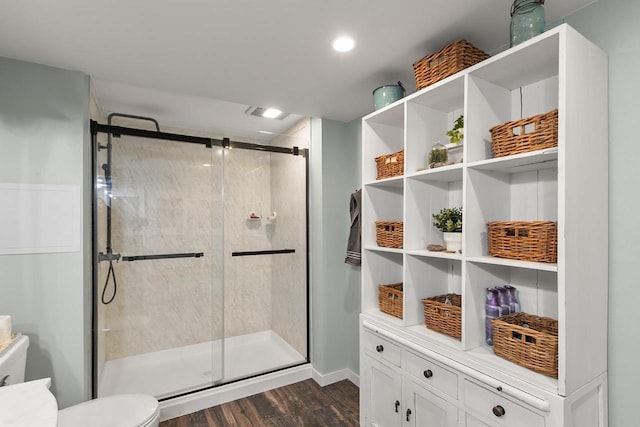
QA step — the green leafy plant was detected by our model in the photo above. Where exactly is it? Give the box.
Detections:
[432,207,463,232]
[446,115,464,144]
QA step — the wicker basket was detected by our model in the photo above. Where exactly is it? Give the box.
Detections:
[379,283,403,319]
[375,220,403,248]
[422,294,462,340]
[487,221,557,263]
[413,40,489,90]
[375,150,404,180]
[491,312,558,378]
[490,109,558,158]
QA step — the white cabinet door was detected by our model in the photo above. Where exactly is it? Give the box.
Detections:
[363,356,403,427]
[405,378,458,427]
[465,413,493,427]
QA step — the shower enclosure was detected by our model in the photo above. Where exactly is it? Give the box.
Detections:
[91,116,308,400]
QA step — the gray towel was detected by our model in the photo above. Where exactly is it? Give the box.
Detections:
[345,189,361,266]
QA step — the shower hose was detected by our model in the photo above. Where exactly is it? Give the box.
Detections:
[102,258,117,305]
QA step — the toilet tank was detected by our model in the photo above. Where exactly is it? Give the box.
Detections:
[0,334,29,386]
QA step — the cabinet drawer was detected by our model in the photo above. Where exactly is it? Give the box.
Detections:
[403,350,458,399]
[464,379,544,427]
[363,329,401,367]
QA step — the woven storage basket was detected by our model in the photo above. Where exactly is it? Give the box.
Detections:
[487,221,557,263]
[422,294,462,340]
[413,40,489,90]
[375,150,404,180]
[491,312,558,378]
[379,283,403,319]
[490,109,558,158]
[375,220,403,248]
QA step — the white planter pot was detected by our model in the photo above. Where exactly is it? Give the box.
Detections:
[443,232,462,253]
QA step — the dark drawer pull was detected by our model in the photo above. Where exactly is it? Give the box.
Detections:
[376,345,384,352]
[423,369,433,379]
[493,405,506,417]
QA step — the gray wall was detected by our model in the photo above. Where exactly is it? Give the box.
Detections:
[310,118,361,376]
[2,3,638,420]
[566,1,640,425]
[0,57,92,408]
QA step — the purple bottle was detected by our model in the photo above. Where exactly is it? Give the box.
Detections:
[505,284,520,313]
[495,286,512,316]
[485,288,502,346]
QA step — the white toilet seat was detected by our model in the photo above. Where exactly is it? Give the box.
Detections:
[57,394,159,427]
[0,379,58,427]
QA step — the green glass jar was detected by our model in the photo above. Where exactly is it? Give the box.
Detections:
[510,0,546,47]
[428,142,448,169]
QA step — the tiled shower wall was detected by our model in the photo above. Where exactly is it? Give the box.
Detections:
[97,127,223,360]
[96,117,308,361]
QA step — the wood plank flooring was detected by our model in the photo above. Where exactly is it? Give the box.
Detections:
[160,379,359,426]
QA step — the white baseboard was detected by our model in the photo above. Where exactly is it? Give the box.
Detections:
[159,364,312,422]
[312,367,360,387]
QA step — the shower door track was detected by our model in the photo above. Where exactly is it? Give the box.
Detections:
[90,121,308,157]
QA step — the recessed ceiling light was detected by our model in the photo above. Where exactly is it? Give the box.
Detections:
[262,108,283,119]
[332,36,355,52]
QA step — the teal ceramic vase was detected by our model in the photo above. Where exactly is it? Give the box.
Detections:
[373,82,405,110]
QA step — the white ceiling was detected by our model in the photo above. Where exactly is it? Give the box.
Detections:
[0,0,596,139]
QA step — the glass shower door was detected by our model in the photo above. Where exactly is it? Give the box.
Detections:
[221,143,308,383]
[95,129,224,399]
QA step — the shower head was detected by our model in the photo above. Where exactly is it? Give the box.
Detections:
[107,112,160,132]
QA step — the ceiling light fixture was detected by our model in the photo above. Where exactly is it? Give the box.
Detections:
[245,106,289,120]
[262,108,283,119]
[332,36,355,52]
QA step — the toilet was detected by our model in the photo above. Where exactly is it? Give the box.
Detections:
[0,334,160,427]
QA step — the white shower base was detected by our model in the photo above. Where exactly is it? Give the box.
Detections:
[98,330,305,399]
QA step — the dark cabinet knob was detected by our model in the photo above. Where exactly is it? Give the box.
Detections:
[395,400,400,413]
[492,405,506,417]
[423,369,433,378]
[406,408,412,421]
[376,345,384,352]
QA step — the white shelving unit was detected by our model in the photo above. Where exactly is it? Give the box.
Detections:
[360,24,608,426]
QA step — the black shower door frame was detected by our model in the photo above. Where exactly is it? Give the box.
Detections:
[89,120,310,399]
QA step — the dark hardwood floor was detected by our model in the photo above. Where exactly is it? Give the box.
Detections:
[160,379,359,426]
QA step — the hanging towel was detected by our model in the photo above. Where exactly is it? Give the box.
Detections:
[345,189,362,266]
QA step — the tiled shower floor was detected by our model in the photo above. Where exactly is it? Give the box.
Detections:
[98,330,305,399]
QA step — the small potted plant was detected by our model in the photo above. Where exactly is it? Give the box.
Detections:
[446,115,464,144]
[432,207,463,252]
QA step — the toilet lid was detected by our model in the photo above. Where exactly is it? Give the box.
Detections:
[57,394,159,427]
[0,379,57,427]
